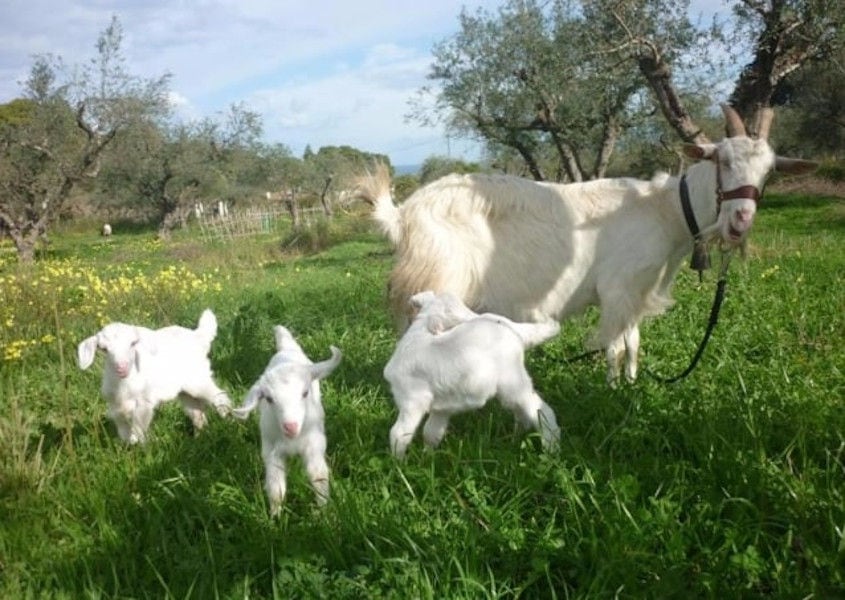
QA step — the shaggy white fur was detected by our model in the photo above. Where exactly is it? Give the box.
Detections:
[357,106,816,384]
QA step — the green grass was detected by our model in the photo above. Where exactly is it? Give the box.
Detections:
[1,198,843,599]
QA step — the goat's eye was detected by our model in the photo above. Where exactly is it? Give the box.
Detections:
[302,389,309,399]
[263,394,273,404]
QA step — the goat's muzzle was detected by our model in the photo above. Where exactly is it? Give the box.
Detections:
[115,362,131,379]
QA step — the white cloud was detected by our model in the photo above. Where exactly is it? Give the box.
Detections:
[0,0,731,165]
[0,0,496,163]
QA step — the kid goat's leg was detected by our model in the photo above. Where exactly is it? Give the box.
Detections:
[263,447,287,517]
[302,438,330,506]
[422,410,451,449]
[389,401,428,459]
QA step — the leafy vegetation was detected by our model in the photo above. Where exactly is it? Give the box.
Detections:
[0,194,842,598]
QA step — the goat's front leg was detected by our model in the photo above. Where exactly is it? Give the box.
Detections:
[302,438,330,506]
[623,324,640,383]
[128,401,155,444]
[605,336,625,387]
[263,448,287,517]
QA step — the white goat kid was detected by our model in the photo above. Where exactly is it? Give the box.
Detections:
[357,105,816,384]
[232,326,342,515]
[77,309,231,444]
[385,290,561,459]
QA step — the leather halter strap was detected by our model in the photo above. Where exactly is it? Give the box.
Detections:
[714,149,762,208]
[718,184,761,204]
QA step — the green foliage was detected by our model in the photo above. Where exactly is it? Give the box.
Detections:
[816,159,845,182]
[0,199,843,598]
[0,98,36,128]
[419,155,482,184]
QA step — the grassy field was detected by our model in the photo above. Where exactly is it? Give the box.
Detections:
[1,195,843,599]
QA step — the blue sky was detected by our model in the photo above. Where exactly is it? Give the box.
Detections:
[0,0,724,166]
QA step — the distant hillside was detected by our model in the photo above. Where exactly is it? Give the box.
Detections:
[394,164,421,176]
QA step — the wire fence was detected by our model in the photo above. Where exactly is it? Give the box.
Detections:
[195,206,325,242]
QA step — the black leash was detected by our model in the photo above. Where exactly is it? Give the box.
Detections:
[644,263,729,383]
[559,250,733,382]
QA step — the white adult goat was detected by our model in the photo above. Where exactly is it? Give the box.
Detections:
[357,105,816,384]
[77,309,232,444]
[385,290,561,459]
[232,326,342,515]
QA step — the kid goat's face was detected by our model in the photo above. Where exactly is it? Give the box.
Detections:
[261,367,312,438]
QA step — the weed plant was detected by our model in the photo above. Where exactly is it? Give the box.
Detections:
[0,198,843,598]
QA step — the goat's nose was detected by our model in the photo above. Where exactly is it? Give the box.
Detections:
[282,422,299,437]
[736,207,753,224]
[115,362,130,378]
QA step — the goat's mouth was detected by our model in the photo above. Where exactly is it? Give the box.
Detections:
[727,223,745,242]
[723,218,753,245]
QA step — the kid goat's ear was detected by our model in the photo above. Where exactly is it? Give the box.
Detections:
[232,384,263,420]
[77,335,99,370]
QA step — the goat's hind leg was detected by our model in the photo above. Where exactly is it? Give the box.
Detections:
[501,385,560,452]
[185,378,232,417]
[422,410,451,449]
[389,402,428,459]
[180,395,208,433]
[623,324,640,382]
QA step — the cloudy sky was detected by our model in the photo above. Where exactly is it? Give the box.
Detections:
[0,1,722,166]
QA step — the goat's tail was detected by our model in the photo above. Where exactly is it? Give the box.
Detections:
[353,161,402,246]
[501,319,561,349]
[196,309,218,351]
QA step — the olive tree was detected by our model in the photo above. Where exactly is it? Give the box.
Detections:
[0,17,170,261]
[419,0,845,178]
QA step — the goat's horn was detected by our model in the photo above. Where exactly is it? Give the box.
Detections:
[756,107,774,140]
[721,104,747,137]
[309,346,342,380]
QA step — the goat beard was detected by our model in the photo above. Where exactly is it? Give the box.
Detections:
[698,223,749,258]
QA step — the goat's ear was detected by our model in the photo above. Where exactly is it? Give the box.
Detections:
[426,314,447,335]
[682,143,717,161]
[135,328,157,355]
[232,384,262,420]
[409,290,436,310]
[309,346,342,381]
[774,156,818,175]
[77,335,99,370]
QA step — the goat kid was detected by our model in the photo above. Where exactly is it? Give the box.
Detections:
[77,309,231,444]
[357,105,816,384]
[385,291,561,459]
[232,326,342,515]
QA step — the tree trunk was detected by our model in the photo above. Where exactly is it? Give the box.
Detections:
[637,54,710,144]
[285,193,301,230]
[319,176,334,218]
[592,115,620,179]
[12,232,37,263]
[549,132,583,182]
